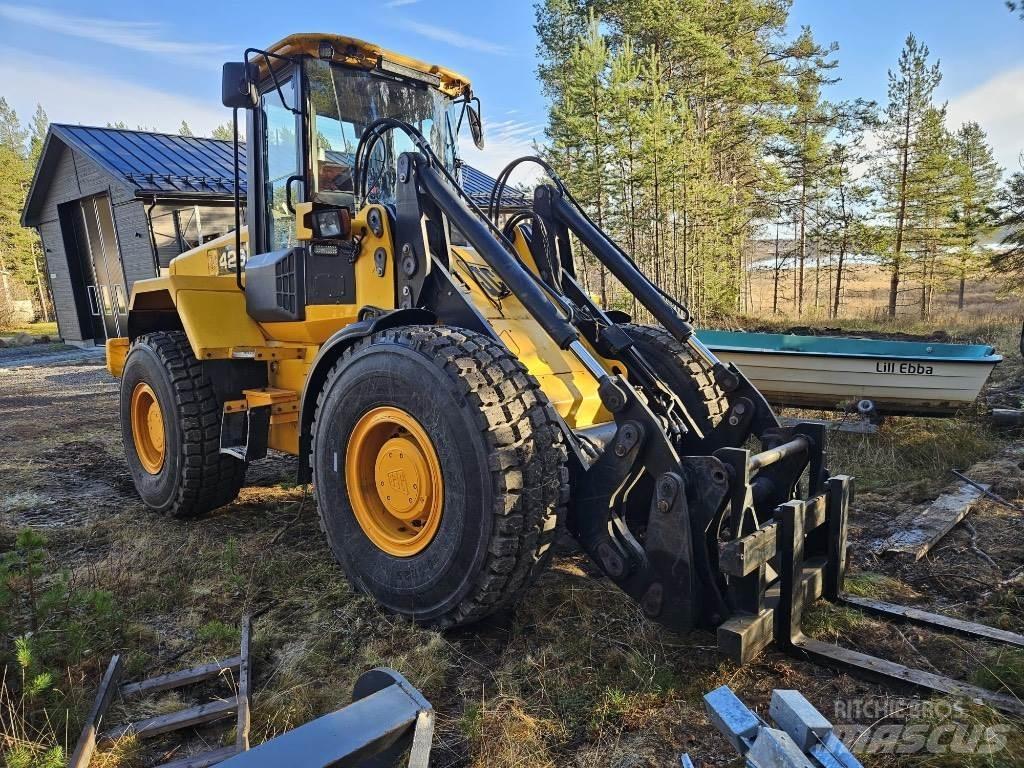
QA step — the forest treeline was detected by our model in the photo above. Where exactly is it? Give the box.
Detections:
[534,0,1024,320]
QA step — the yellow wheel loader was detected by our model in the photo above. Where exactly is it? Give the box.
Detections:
[106,34,1024,711]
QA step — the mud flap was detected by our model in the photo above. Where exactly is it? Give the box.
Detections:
[219,405,269,462]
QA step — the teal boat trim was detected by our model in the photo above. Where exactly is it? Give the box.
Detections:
[695,330,1001,364]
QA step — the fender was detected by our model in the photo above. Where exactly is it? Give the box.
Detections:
[296,307,436,483]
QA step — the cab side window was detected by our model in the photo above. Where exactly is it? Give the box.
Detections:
[261,76,300,251]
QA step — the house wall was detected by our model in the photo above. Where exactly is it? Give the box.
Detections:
[32,142,157,343]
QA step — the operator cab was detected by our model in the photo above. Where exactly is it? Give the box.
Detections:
[221,34,483,258]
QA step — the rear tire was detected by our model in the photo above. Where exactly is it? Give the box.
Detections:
[120,330,246,517]
[311,325,568,628]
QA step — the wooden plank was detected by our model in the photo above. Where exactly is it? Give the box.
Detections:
[155,744,239,768]
[119,656,242,699]
[841,595,1024,647]
[877,482,987,560]
[796,636,1024,716]
[69,655,123,768]
[236,615,251,751]
[100,697,238,743]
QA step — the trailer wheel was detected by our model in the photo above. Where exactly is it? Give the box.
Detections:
[623,324,729,434]
[120,330,246,517]
[311,325,568,628]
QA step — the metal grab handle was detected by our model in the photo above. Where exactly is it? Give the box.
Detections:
[284,174,303,213]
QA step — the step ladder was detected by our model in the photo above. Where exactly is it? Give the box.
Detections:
[70,616,252,768]
[70,615,435,768]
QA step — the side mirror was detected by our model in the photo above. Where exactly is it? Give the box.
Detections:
[222,62,258,109]
[467,102,484,150]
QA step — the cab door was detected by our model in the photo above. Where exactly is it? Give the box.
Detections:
[249,66,304,258]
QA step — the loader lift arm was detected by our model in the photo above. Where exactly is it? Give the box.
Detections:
[476,152,1024,714]
[373,127,815,632]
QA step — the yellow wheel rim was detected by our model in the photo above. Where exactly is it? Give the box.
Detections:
[130,382,166,474]
[346,406,443,557]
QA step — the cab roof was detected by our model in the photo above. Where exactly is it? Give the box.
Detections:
[263,33,472,96]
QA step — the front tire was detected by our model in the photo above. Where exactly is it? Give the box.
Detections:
[120,330,246,517]
[311,326,568,628]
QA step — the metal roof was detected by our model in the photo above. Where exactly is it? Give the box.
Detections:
[461,164,528,209]
[23,123,525,225]
[57,123,242,196]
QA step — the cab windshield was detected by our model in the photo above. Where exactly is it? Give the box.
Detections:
[306,58,460,208]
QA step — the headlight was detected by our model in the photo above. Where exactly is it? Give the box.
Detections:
[312,209,349,239]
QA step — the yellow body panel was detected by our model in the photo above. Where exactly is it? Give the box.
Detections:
[176,290,266,357]
[449,244,611,429]
[106,337,129,377]
[258,206,394,344]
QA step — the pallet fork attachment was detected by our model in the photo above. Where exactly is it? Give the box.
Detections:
[722,475,1024,715]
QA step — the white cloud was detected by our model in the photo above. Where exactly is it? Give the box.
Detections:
[400,20,509,56]
[0,4,231,68]
[458,118,545,178]
[1,51,228,136]
[946,66,1024,174]
[385,0,420,6]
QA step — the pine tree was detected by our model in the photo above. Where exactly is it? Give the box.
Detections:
[179,120,195,137]
[902,107,957,317]
[873,34,943,317]
[991,164,1024,288]
[211,123,234,141]
[28,104,48,166]
[771,27,839,316]
[545,12,613,304]
[814,105,875,318]
[0,97,27,152]
[948,121,1001,309]
[0,99,51,326]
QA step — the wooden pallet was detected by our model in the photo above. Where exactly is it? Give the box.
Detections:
[70,616,252,768]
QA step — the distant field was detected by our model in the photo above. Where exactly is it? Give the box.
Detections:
[745,264,1022,321]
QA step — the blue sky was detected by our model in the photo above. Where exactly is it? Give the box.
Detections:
[0,0,1021,175]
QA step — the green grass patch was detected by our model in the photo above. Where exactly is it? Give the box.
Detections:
[845,572,919,601]
[971,648,1024,699]
[1,321,58,338]
[802,602,873,640]
[829,416,1004,495]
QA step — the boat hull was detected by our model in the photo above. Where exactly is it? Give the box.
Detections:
[696,331,1001,416]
